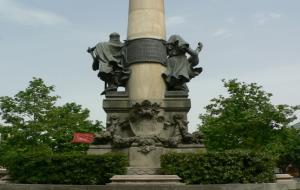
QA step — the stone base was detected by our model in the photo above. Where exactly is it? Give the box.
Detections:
[1,182,300,190]
[88,144,205,175]
[127,167,160,175]
[0,169,7,177]
[109,175,183,185]
[97,91,205,175]
[276,174,294,183]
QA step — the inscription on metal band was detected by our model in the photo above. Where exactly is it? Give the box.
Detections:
[125,38,167,65]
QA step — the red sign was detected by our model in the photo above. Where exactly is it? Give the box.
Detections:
[72,133,95,144]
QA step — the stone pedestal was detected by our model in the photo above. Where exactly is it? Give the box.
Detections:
[89,91,205,174]
[88,144,205,175]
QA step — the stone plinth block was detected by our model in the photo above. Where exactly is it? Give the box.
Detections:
[275,174,294,183]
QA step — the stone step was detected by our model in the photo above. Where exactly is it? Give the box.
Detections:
[127,167,160,175]
[109,175,183,185]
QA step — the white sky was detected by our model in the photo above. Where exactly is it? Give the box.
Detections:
[0,0,299,131]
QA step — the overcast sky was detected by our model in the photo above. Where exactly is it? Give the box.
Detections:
[0,0,299,131]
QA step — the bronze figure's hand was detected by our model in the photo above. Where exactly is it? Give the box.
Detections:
[197,42,203,52]
[87,46,95,53]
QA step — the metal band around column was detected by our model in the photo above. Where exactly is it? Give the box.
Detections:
[125,38,167,66]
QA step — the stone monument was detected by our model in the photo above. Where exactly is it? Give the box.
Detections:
[87,0,205,175]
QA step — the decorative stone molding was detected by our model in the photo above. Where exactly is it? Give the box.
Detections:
[129,100,165,137]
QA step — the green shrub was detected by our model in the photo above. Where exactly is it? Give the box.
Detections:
[161,150,275,184]
[4,151,128,185]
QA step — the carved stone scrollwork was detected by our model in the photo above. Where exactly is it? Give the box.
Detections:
[94,100,203,150]
[112,136,135,148]
[129,100,165,137]
[129,100,162,121]
[135,137,157,154]
[172,114,204,144]
[94,115,130,145]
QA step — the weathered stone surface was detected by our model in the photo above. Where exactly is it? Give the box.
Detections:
[109,175,182,185]
[105,91,128,98]
[165,91,189,98]
[129,146,163,168]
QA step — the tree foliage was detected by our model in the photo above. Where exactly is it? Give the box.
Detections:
[3,151,128,185]
[199,79,299,154]
[0,78,59,126]
[0,78,103,160]
[276,127,300,174]
[161,151,275,184]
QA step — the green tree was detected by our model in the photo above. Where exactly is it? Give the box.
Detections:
[276,127,300,174]
[199,79,299,153]
[0,78,59,126]
[0,78,103,159]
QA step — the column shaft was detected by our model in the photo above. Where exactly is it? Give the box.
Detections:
[127,0,166,101]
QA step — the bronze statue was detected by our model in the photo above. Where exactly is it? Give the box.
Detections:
[87,33,130,95]
[162,35,203,91]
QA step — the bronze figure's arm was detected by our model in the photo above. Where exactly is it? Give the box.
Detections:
[87,46,99,71]
[187,42,203,67]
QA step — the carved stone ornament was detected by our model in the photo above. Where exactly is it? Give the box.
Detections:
[93,101,203,149]
[129,100,165,137]
[127,167,160,175]
[94,115,129,145]
[135,137,157,154]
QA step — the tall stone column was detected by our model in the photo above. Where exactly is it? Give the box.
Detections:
[127,0,166,101]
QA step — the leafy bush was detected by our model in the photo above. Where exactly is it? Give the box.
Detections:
[3,151,128,185]
[161,150,275,184]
